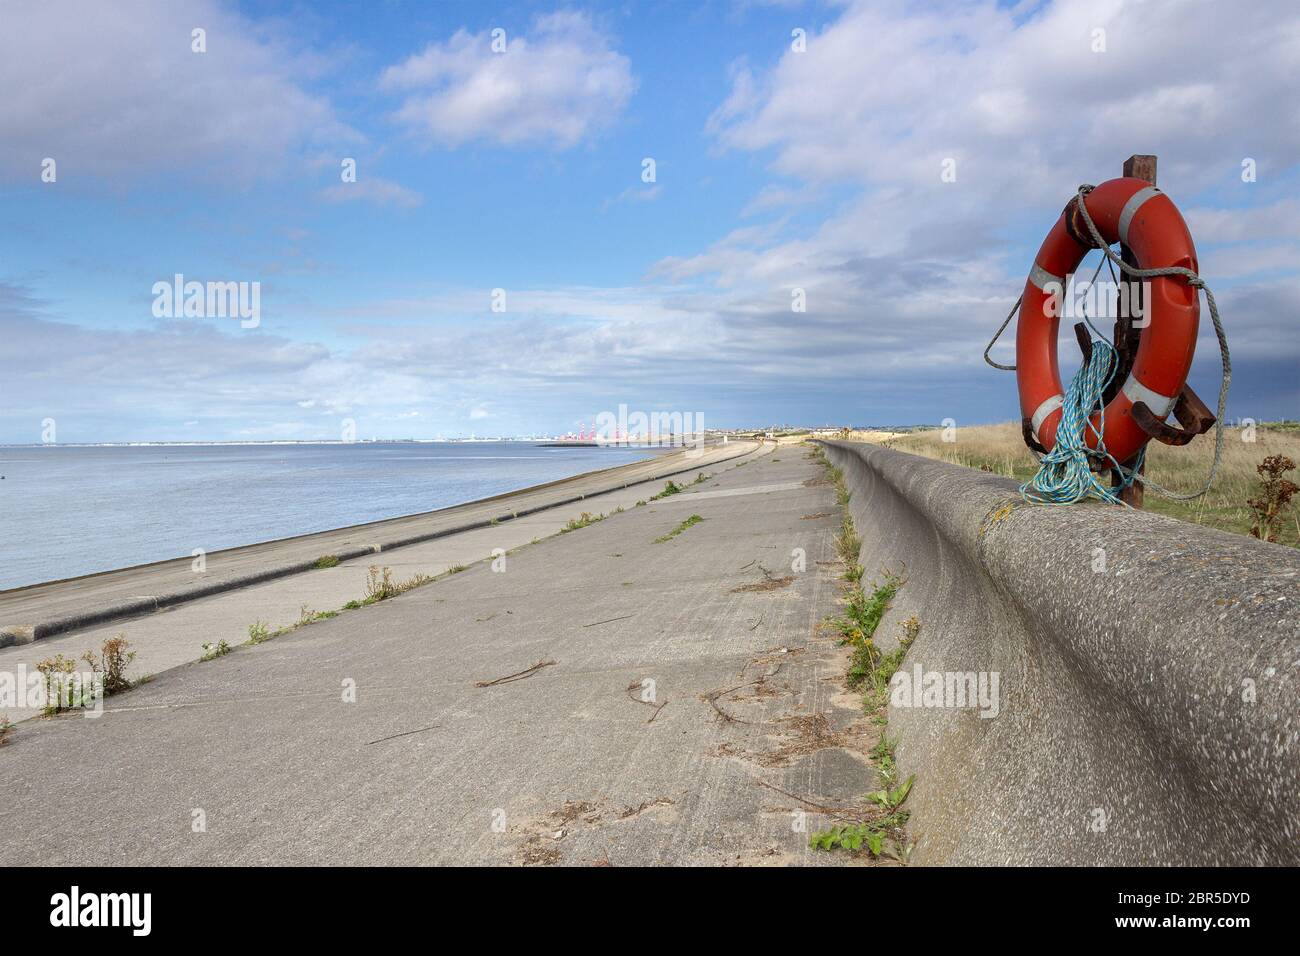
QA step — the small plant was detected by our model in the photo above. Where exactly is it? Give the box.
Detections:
[867,774,915,811]
[81,633,135,696]
[809,822,889,855]
[447,564,467,574]
[809,776,914,857]
[832,573,900,652]
[870,736,897,785]
[561,512,603,532]
[654,514,704,543]
[0,715,11,745]
[836,515,861,565]
[1247,454,1298,543]
[35,654,88,715]
[635,500,647,507]
[247,620,271,644]
[861,618,920,711]
[652,480,682,500]
[200,640,231,661]
[294,605,338,627]
[314,555,340,569]
[365,565,396,601]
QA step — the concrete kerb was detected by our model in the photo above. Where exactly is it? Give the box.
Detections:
[2,441,766,648]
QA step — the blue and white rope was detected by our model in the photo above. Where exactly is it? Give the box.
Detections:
[1019,338,1141,505]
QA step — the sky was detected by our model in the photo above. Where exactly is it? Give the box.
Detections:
[0,0,1296,442]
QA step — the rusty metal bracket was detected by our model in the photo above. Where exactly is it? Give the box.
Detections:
[1073,322,1093,365]
[1131,384,1217,447]
[1021,417,1048,456]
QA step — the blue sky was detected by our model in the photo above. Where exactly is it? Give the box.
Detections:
[1,0,1296,442]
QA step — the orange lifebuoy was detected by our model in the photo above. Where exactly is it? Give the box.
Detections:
[1016,177,1200,464]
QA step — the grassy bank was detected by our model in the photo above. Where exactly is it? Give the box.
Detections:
[880,421,1300,548]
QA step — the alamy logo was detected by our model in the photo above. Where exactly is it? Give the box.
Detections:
[152,273,260,328]
[889,665,1000,718]
[50,886,151,936]
[1,665,103,717]
[594,404,705,454]
[1040,275,1151,326]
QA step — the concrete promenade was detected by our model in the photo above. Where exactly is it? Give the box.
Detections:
[1,440,756,724]
[0,445,886,865]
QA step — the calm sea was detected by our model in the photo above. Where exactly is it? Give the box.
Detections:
[0,442,651,590]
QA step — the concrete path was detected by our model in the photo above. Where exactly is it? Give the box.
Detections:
[0,446,887,866]
[0,442,761,725]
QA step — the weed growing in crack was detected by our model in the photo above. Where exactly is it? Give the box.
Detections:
[561,512,604,532]
[200,640,231,661]
[81,634,134,696]
[365,565,396,601]
[654,514,703,543]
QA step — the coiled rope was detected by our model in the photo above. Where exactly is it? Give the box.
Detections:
[985,184,1232,505]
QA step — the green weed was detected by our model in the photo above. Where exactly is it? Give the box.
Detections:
[561,512,604,532]
[200,640,232,661]
[654,514,704,543]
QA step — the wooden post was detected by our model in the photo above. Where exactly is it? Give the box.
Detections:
[1111,154,1156,508]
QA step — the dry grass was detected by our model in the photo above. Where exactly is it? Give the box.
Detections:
[877,421,1300,548]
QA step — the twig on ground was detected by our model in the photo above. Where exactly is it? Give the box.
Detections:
[366,725,440,745]
[756,779,860,817]
[583,615,636,628]
[701,680,760,724]
[473,659,557,687]
[625,679,670,723]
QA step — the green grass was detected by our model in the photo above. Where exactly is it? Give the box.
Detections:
[314,555,340,569]
[888,421,1300,548]
[653,514,704,543]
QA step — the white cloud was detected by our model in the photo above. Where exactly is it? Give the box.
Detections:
[380,11,635,149]
[709,0,1300,197]
[0,0,353,184]
[681,0,1300,408]
[319,177,424,208]
[601,183,663,211]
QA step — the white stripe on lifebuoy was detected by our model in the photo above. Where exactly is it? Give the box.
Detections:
[1117,186,1162,246]
[1030,393,1064,442]
[1121,373,1177,419]
[1029,263,1062,292]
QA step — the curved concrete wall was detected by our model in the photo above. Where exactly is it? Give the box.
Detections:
[820,440,1298,865]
